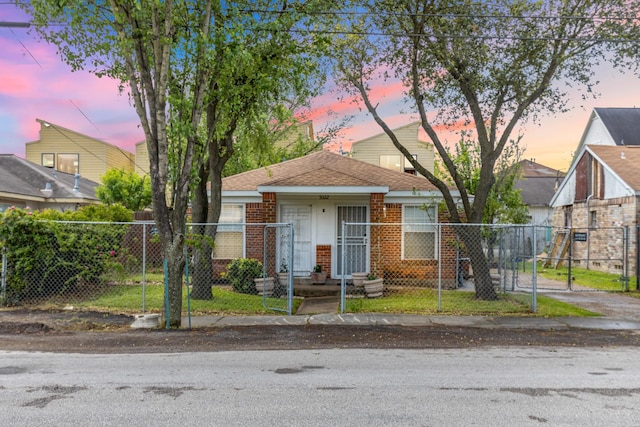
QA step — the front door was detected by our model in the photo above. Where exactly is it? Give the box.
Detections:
[281,205,312,275]
[336,206,368,276]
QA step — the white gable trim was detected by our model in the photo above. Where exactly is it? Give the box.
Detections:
[587,148,635,197]
[550,145,636,208]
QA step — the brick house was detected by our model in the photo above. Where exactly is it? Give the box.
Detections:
[217,150,461,288]
[549,144,639,276]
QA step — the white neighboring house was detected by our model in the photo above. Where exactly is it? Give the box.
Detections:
[573,107,640,154]
[548,107,640,275]
[515,159,565,227]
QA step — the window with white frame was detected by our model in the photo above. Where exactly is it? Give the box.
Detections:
[41,153,55,168]
[379,154,403,172]
[213,204,244,259]
[403,205,437,259]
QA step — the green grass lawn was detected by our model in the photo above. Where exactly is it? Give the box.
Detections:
[346,289,598,317]
[57,283,599,317]
[532,261,638,292]
[71,284,300,315]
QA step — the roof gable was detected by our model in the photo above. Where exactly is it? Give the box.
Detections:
[222,150,438,192]
[551,144,640,207]
[588,145,640,191]
[26,118,129,152]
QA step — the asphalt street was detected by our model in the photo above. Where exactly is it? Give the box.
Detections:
[1,347,639,426]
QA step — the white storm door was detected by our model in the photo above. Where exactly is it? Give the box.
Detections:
[281,205,312,275]
[337,206,368,276]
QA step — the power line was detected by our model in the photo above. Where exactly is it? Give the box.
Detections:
[250,26,635,43]
[8,27,42,68]
[241,8,639,23]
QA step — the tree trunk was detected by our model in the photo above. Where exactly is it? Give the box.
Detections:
[189,140,227,299]
[190,163,214,300]
[456,225,497,300]
[165,243,186,328]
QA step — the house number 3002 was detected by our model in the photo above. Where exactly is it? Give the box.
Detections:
[319,195,330,200]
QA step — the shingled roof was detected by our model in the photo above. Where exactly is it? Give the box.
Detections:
[222,150,439,193]
[594,108,640,146]
[0,154,98,201]
[589,145,640,192]
[515,160,565,206]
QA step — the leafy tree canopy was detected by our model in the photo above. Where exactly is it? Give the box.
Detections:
[331,0,637,299]
[96,168,152,212]
[435,134,529,225]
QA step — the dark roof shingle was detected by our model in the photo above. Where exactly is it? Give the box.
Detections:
[594,108,640,146]
[0,154,98,200]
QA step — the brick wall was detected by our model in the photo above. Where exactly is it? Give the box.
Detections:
[369,194,385,278]
[316,245,331,278]
[565,196,638,275]
[372,201,457,289]
[245,202,264,261]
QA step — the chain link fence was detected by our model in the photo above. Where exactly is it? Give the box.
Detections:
[1,218,636,319]
[0,220,297,316]
[338,223,545,313]
[539,226,632,291]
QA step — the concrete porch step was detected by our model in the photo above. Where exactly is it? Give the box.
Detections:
[295,296,340,315]
[293,281,341,297]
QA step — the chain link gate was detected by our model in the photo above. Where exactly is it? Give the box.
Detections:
[261,223,294,314]
[185,222,295,316]
[542,226,629,291]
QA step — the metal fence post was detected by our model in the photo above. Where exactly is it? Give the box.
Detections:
[340,221,346,314]
[142,222,147,313]
[437,224,442,312]
[637,225,640,291]
[288,223,294,315]
[1,246,6,304]
[184,225,191,329]
[532,225,537,313]
[624,226,630,292]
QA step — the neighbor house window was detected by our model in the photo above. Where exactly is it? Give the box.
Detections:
[41,153,55,168]
[590,210,597,228]
[403,205,437,259]
[213,204,244,259]
[58,153,79,174]
[404,154,418,174]
[379,154,403,172]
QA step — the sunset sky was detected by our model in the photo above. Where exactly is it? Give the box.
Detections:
[2,4,640,173]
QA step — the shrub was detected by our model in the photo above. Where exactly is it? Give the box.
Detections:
[0,205,133,304]
[225,258,263,294]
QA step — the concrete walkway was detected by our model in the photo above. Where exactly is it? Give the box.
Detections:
[179,289,640,331]
[541,290,640,320]
[181,311,640,331]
